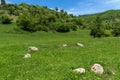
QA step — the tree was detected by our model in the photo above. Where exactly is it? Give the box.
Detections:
[112,26,120,36]
[55,7,58,12]
[0,15,12,24]
[90,16,105,37]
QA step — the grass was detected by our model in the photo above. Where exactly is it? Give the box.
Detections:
[0,24,120,80]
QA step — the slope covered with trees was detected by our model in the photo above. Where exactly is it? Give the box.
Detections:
[0,1,120,36]
[78,10,120,37]
[79,10,120,30]
[0,3,82,32]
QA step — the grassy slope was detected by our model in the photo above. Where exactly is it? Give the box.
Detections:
[0,24,120,80]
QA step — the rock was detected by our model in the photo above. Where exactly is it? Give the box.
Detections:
[62,44,67,47]
[28,46,38,51]
[76,43,83,47]
[73,68,85,73]
[23,53,31,58]
[91,63,104,75]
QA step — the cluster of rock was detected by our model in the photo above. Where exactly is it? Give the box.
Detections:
[61,42,84,47]
[23,46,38,59]
[73,63,104,75]
[21,44,115,76]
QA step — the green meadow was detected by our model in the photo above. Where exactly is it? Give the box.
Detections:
[0,24,120,80]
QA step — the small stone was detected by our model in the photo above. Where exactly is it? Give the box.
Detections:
[28,46,38,51]
[73,68,85,73]
[76,43,83,47]
[62,44,67,47]
[23,53,31,58]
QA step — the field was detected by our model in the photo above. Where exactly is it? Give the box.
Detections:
[0,24,120,80]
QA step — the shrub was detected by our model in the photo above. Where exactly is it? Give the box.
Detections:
[57,24,70,32]
[37,25,49,32]
[56,23,70,32]
[49,22,59,32]
[90,27,105,37]
[16,15,37,32]
[68,22,77,31]
[112,26,120,36]
[90,16,105,38]
[0,15,12,24]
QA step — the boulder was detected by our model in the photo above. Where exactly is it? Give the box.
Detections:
[91,63,104,75]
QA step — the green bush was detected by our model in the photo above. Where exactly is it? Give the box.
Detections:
[49,22,59,32]
[37,25,49,32]
[56,23,70,32]
[16,15,38,32]
[90,16,105,38]
[90,27,105,37]
[112,26,120,36]
[0,15,12,24]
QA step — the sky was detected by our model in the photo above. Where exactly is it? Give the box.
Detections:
[4,0,120,15]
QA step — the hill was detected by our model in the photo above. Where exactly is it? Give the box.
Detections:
[79,9,120,29]
[0,3,80,32]
[1,3,120,32]
[0,2,120,38]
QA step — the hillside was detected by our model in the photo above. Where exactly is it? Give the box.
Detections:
[79,9,120,29]
[0,3,80,32]
[0,3,73,21]
[1,3,120,32]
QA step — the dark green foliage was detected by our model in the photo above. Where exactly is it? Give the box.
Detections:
[56,23,70,32]
[112,26,120,36]
[90,27,105,37]
[16,15,37,32]
[11,3,77,33]
[0,15,12,24]
[90,16,105,37]
[37,25,49,32]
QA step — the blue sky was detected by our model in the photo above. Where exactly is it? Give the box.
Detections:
[4,0,120,15]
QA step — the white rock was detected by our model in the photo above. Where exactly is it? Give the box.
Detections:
[73,68,85,73]
[23,53,31,58]
[28,46,38,51]
[91,63,104,75]
[62,44,67,47]
[76,43,83,47]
